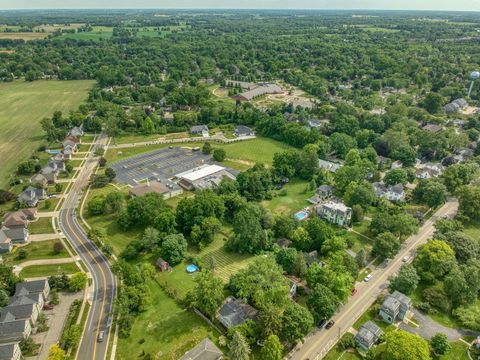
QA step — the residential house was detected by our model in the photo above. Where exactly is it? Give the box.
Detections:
[422,124,443,133]
[0,343,22,360]
[415,162,444,179]
[0,232,12,254]
[316,185,333,199]
[8,293,44,312]
[17,187,46,207]
[190,125,209,138]
[62,136,80,151]
[0,319,31,344]
[62,144,75,160]
[354,321,384,351]
[444,98,468,114]
[29,174,48,188]
[379,291,412,324]
[233,125,255,138]
[2,209,37,228]
[180,338,223,360]
[276,238,292,248]
[0,227,28,244]
[68,126,84,138]
[391,160,403,169]
[15,280,50,302]
[373,182,405,202]
[0,303,39,327]
[318,159,342,173]
[231,83,283,102]
[307,119,328,130]
[216,296,259,329]
[128,181,183,200]
[317,201,352,226]
[156,258,169,272]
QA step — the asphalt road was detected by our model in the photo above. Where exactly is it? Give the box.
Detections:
[289,199,459,360]
[59,134,116,360]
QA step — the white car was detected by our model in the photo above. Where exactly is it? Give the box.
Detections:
[364,274,373,282]
[402,256,410,263]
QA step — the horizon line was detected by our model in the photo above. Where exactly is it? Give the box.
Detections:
[0,8,479,12]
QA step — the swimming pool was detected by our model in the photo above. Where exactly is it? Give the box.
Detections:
[46,149,61,155]
[186,264,199,273]
[294,210,309,221]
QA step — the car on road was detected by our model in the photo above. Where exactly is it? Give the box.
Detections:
[402,256,410,262]
[364,274,373,282]
[97,330,105,343]
[351,288,357,296]
[317,319,327,328]
[325,320,335,329]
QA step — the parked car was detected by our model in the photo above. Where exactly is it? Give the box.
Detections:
[317,319,327,328]
[402,256,410,263]
[325,320,335,329]
[43,304,54,310]
[364,274,373,282]
[48,194,57,198]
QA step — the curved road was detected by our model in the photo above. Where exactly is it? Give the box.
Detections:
[289,199,459,360]
[59,134,116,360]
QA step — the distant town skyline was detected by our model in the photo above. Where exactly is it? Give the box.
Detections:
[2,0,480,11]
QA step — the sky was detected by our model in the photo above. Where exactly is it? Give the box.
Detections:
[2,0,480,11]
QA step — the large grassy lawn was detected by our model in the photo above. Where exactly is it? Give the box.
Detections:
[157,232,255,298]
[116,280,221,360]
[262,179,312,215]
[4,240,70,265]
[105,137,295,167]
[28,217,54,234]
[0,80,94,188]
[20,263,79,278]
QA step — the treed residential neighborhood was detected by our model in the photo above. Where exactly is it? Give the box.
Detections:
[0,6,479,360]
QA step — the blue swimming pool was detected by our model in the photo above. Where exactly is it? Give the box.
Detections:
[294,210,309,221]
[46,149,61,155]
[186,264,199,273]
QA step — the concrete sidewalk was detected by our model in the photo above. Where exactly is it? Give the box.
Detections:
[29,234,64,241]
[13,256,80,275]
[36,211,59,218]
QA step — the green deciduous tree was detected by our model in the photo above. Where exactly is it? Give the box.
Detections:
[430,333,451,356]
[384,330,431,360]
[160,234,187,265]
[260,334,284,360]
[190,271,224,319]
[229,331,251,360]
[307,284,340,322]
[281,302,314,344]
[389,264,420,295]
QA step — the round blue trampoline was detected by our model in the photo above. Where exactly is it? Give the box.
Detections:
[186,264,199,273]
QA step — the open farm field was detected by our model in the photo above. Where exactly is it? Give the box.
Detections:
[0,80,94,188]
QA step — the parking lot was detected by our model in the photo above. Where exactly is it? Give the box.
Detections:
[110,147,212,185]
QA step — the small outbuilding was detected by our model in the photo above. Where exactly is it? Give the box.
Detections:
[156,258,169,272]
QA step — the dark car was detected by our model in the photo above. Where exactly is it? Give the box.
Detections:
[325,320,335,329]
[317,319,327,328]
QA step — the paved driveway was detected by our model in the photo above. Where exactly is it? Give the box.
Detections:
[400,309,479,340]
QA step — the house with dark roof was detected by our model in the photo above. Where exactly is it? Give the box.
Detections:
[1,227,28,244]
[316,185,333,199]
[2,209,36,229]
[444,98,468,114]
[233,125,255,138]
[190,125,209,137]
[8,293,44,312]
[62,136,80,151]
[0,303,39,327]
[216,296,258,329]
[179,337,223,360]
[379,291,412,324]
[0,343,21,360]
[0,319,31,344]
[17,186,46,207]
[156,258,169,272]
[15,280,50,302]
[354,321,383,351]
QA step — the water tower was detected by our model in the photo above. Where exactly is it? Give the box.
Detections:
[468,71,480,97]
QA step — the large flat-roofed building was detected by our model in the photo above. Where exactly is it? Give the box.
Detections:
[176,164,236,191]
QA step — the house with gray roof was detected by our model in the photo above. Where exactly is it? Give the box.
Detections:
[216,296,258,329]
[15,280,50,302]
[8,293,44,312]
[444,98,468,114]
[190,125,209,137]
[422,124,443,133]
[68,126,84,138]
[318,159,342,173]
[316,185,333,199]
[354,321,383,351]
[0,227,28,244]
[379,290,412,324]
[373,182,405,202]
[0,343,21,360]
[233,125,255,138]
[0,319,31,344]
[0,303,39,327]
[17,186,46,207]
[29,174,48,188]
[180,337,223,360]
[317,201,352,226]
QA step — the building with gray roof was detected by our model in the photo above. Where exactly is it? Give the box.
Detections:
[179,337,223,360]
[216,296,258,329]
[15,279,50,301]
[0,303,39,327]
[379,290,412,324]
[354,321,383,351]
[0,343,21,360]
[17,186,46,207]
[0,319,31,344]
